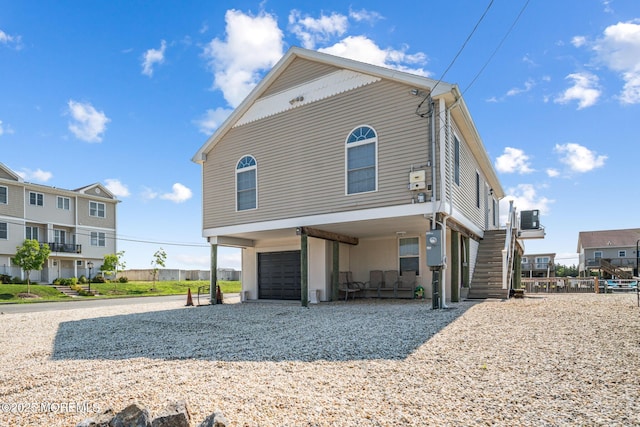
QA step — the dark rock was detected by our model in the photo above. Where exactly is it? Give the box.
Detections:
[75,408,114,427]
[110,402,152,427]
[197,410,229,427]
[151,401,191,427]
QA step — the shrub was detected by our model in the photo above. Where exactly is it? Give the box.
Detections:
[11,276,25,284]
[78,275,88,284]
[118,276,129,283]
[92,275,106,283]
[0,274,11,284]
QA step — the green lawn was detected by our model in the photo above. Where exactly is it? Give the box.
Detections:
[0,280,241,303]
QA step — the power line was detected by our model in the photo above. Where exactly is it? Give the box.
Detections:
[461,0,531,97]
[417,0,495,116]
[0,217,208,249]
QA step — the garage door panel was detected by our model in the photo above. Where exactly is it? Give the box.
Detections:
[258,251,301,300]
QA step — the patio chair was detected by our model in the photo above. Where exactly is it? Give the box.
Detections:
[367,270,384,298]
[338,271,362,302]
[383,270,399,298]
[397,270,417,298]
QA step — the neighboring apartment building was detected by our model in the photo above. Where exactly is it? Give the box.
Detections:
[577,228,640,278]
[193,47,513,303]
[0,163,118,283]
[521,253,556,278]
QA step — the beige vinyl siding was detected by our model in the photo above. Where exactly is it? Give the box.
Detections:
[77,198,117,229]
[203,79,434,229]
[262,59,339,97]
[449,122,486,230]
[0,182,25,218]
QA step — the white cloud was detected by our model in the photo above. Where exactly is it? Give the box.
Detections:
[506,79,535,97]
[500,184,553,225]
[546,168,560,178]
[592,20,640,104]
[0,120,14,136]
[194,107,233,135]
[0,29,22,49]
[571,36,587,48]
[288,10,348,49]
[554,142,607,173]
[67,100,110,143]
[349,8,383,24]
[141,40,167,77]
[160,183,192,203]
[319,35,429,76]
[203,9,284,108]
[104,179,130,197]
[141,187,159,201]
[554,72,601,109]
[16,168,53,182]
[495,147,534,174]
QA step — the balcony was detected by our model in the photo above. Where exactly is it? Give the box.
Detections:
[586,258,636,268]
[47,242,82,253]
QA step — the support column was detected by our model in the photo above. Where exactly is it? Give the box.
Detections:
[210,244,217,305]
[514,252,522,289]
[301,233,308,307]
[332,241,339,301]
[462,236,470,288]
[450,230,459,302]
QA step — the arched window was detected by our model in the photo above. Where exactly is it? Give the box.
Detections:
[345,125,377,194]
[236,155,257,211]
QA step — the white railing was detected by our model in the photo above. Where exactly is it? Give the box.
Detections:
[502,201,518,290]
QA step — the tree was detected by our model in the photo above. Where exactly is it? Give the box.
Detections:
[12,239,51,294]
[555,263,579,277]
[150,247,167,290]
[100,251,126,286]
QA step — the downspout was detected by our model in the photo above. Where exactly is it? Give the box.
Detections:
[430,96,437,230]
[441,93,463,308]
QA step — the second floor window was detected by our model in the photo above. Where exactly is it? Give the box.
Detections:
[236,155,257,211]
[91,231,106,247]
[57,196,70,210]
[346,126,377,194]
[0,222,7,239]
[0,186,7,204]
[54,229,66,244]
[26,226,39,241]
[619,250,626,257]
[29,192,44,206]
[90,201,106,218]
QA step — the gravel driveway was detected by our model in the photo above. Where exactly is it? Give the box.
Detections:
[0,293,638,426]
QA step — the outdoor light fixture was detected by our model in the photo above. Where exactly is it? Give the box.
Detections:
[87,261,94,294]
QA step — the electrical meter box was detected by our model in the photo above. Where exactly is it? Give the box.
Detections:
[426,229,443,267]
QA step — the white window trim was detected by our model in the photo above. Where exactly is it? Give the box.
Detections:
[29,191,44,206]
[398,235,421,276]
[619,250,626,257]
[0,222,7,240]
[57,196,71,210]
[345,124,378,195]
[0,185,7,204]
[91,231,106,247]
[235,155,258,212]
[89,201,106,218]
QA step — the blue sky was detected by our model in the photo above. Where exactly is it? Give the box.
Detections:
[1,1,638,270]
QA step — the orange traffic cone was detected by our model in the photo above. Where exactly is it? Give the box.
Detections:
[186,288,194,306]
[216,285,223,304]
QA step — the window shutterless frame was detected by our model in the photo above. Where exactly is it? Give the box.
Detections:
[345,125,378,195]
[236,155,257,211]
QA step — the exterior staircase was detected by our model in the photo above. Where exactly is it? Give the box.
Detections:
[51,284,98,297]
[467,229,510,299]
[599,259,633,279]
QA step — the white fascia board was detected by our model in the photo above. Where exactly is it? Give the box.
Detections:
[442,201,484,238]
[202,202,435,238]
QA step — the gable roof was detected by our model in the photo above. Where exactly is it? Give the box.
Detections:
[192,46,503,198]
[0,162,24,182]
[577,228,640,251]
